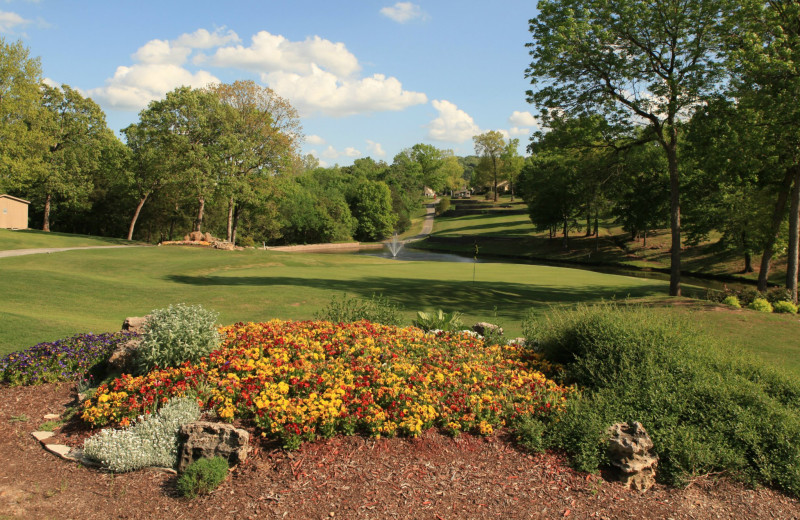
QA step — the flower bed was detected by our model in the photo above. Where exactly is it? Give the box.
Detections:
[0,332,136,386]
[82,320,572,449]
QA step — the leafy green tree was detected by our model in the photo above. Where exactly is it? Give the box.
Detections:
[500,139,524,201]
[527,0,736,295]
[440,155,465,194]
[31,84,113,231]
[350,180,396,241]
[473,131,506,201]
[0,38,46,198]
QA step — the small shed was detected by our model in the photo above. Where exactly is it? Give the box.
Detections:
[0,194,30,229]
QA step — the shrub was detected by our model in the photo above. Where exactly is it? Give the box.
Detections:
[237,235,255,248]
[722,295,741,309]
[765,287,792,304]
[435,197,451,216]
[314,293,403,326]
[0,332,136,386]
[522,304,800,496]
[773,300,798,314]
[135,304,220,374]
[413,309,464,332]
[748,297,773,313]
[177,456,229,498]
[83,397,201,472]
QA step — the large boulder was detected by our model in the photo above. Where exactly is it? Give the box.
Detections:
[605,421,658,491]
[188,231,205,242]
[122,316,149,334]
[108,316,150,373]
[176,421,250,473]
[472,322,503,337]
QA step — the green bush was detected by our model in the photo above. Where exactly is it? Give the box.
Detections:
[773,300,798,314]
[748,297,773,313]
[413,309,464,332]
[522,304,800,496]
[83,397,201,472]
[722,295,741,308]
[177,456,229,498]
[765,287,792,304]
[435,197,451,216]
[314,293,403,326]
[237,235,255,248]
[135,304,221,374]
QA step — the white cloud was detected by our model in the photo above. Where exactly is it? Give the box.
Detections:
[174,28,240,49]
[87,64,220,110]
[380,2,427,23]
[426,99,481,142]
[264,65,427,117]
[200,31,360,78]
[306,134,326,145]
[508,127,532,137]
[508,110,538,127]
[366,140,386,158]
[320,145,362,160]
[133,39,191,65]
[0,10,29,32]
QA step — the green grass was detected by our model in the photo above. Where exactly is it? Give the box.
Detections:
[0,245,670,355]
[0,229,136,250]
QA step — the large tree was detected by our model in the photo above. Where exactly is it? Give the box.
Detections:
[209,80,302,244]
[526,0,735,296]
[473,131,506,201]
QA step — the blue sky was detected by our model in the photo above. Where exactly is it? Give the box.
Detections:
[1,0,540,166]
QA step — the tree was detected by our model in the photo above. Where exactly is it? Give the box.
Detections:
[209,80,302,244]
[473,131,506,201]
[440,155,465,194]
[349,180,396,241]
[500,139,524,201]
[0,38,46,197]
[33,84,113,231]
[527,0,735,296]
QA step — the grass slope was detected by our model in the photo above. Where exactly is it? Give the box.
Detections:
[0,245,669,355]
[0,229,135,250]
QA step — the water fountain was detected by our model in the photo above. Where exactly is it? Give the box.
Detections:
[387,233,404,257]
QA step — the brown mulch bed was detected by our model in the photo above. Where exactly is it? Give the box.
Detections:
[2,383,799,519]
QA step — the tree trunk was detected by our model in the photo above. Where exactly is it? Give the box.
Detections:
[194,196,205,232]
[562,216,569,249]
[226,196,235,242]
[786,167,800,303]
[231,204,242,245]
[594,210,599,252]
[42,193,52,232]
[127,194,149,241]
[585,211,592,237]
[757,165,797,292]
[666,142,681,297]
[643,229,647,247]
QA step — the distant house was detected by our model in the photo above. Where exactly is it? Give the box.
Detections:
[0,194,30,229]
[423,186,436,198]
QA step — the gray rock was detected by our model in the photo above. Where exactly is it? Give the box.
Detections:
[122,316,149,334]
[107,338,142,374]
[31,431,54,442]
[472,322,503,337]
[176,421,250,473]
[606,421,658,491]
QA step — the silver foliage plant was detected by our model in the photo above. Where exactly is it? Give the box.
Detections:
[135,303,221,374]
[83,397,201,472]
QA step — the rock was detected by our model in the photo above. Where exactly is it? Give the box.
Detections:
[183,234,191,241]
[472,322,503,337]
[31,431,54,442]
[43,413,60,420]
[203,232,214,242]
[176,421,250,473]
[188,230,204,242]
[122,316,149,333]
[107,338,142,374]
[506,337,526,347]
[214,241,235,251]
[605,421,658,491]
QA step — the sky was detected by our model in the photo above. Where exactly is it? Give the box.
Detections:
[1,0,540,166]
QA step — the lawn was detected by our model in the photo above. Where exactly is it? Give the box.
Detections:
[0,245,671,355]
[0,228,136,250]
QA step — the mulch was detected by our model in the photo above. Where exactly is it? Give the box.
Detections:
[1,382,799,519]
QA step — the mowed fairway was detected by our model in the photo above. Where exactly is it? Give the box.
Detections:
[0,245,670,355]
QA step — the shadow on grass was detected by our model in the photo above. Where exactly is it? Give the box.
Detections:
[168,274,667,316]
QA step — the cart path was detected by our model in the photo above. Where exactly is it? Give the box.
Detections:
[0,245,143,258]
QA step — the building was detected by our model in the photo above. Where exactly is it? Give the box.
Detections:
[0,194,30,229]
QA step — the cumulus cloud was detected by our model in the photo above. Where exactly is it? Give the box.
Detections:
[200,31,360,78]
[320,145,362,160]
[306,134,326,145]
[366,140,386,158]
[0,10,30,32]
[175,28,240,49]
[508,110,538,127]
[380,2,427,23]
[426,99,481,142]
[264,65,427,117]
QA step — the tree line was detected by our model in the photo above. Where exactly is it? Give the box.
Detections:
[523,0,800,301]
[1,38,524,246]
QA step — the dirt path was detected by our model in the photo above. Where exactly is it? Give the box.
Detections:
[0,245,141,259]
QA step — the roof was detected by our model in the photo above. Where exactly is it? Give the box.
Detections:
[0,194,30,205]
